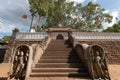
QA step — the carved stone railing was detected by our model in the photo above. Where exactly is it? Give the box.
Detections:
[15,32,46,40]
[72,32,120,40]
[75,44,111,79]
[31,36,51,68]
[75,43,94,79]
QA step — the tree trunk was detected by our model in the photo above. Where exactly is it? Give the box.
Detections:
[29,15,34,32]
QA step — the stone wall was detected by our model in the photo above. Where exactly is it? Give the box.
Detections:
[77,40,120,64]
[4,40,43,63]
[0,49,6,63]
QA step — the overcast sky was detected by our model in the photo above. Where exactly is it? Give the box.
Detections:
[0,0,120,38]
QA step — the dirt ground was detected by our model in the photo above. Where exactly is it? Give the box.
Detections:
[108,65,120,80]
[0,63,10,77]
[0,63,120,80]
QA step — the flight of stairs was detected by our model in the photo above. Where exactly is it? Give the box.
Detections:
[30,40,90,79]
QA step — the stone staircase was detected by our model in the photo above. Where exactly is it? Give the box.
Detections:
[30,40,90,79]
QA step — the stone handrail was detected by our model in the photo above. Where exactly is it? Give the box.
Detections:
[26,35,51,79]
[31,36,51,68]
[72,32,120,40]
[25,46,33,80]
[7,35,51,80]
[15,32,46,40]
[75,44,111,79]
[75,43,94,79]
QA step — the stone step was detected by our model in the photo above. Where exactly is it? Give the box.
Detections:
[29,77,90,80]
[35,63,83,68]
[49,42,67,45]
[44,50,72,54]
[32,68,86,73]
[49,40,67,43]
[38,59,81,63]
[51,40,66,42]
[46,48,72,51]
[30,40,90,79]
[42,53,77,56]
[43,52,76,55]
[43,51,77,55]
[48,44,70,46]
[41,56,79,59]
[47,45,71,49]
[30,72,89,77]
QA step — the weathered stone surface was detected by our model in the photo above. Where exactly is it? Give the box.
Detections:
[0,49,6,63]
[78,40,120,64]
[29,77,88,80]
[4,41,43,63]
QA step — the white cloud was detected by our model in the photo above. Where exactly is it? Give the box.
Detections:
[0,24,15,33]
[109,11,119,26]
[103,11,119,29]
[103,10,110,13]
[93,0,97,3]
[74,0,85,3]
[111,11,119,18]
[0,0,31,37]
[66,0,85,3]
[0,19,2,25]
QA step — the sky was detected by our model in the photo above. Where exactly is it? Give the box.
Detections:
[0,0,120,38]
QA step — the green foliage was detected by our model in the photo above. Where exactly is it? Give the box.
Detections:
[29,0,49,16]
[73,2,113,31]
[102,21,120,32]
[2,36,11,43]
[45,0,75,27]
[28,1,113,32]
[29,0,50,27]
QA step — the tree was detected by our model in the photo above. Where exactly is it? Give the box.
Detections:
[28,0,76,29]
[28,1,113,32]
[2,36,11,43]
[45,0,75,28]
[73,2,113,31]
[28,0,49,29]
[102,21,120,32]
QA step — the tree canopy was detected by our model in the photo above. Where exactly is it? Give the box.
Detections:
[102,21,120,32]
[2,36,11,43]
[73,2,113,31]
[28,0,113,32]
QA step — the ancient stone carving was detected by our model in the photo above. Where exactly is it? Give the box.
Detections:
[91,45,110,79]
[8,46,29,80]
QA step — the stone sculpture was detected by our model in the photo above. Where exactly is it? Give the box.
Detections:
[91,45,110,79]
[9,47,29,80]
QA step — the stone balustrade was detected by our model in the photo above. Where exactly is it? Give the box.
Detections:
[15,32,46,40]
[72,32,120,40]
